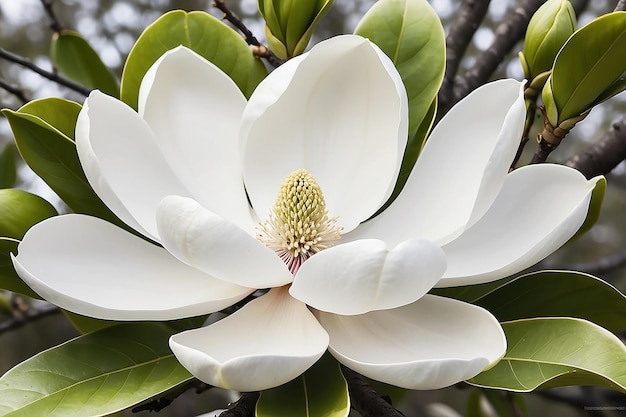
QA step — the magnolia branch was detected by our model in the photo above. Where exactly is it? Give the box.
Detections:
[341,366,406,417]
[212,0,284,68]
[40,0,64,33]
[218,392,259,417]
[0,79,29,103]
[439,0,543,116]
[439,0,491,109]
[0,300,60,334]
[0,48,90,96]
[567,113,626,178]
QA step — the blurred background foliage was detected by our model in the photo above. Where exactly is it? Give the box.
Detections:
[0,0,625,416]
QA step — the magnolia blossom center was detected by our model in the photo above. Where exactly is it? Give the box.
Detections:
[257,169,342,274]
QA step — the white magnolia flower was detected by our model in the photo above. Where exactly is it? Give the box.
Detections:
[12,35,600,392]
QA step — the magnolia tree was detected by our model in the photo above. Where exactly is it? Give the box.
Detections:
[0,0,626,416]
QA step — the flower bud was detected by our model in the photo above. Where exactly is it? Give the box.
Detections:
[258,0,333,59]
[521,0,575,80]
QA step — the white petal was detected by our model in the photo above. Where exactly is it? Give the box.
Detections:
[349,79,525,246]
[157,195,292,288]
[12,214,252,320]
[290,238,446,315]
[139,47,256,233]
[241,35,408,232]
[76,91,191,240]
[439,164,601,287]
[318,294,506,390]
[169,287,329,391]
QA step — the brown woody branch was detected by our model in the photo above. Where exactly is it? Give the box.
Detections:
[0,48,90,96]
[212,0,284,68]
[0,79,29,104]
[40,0,64,33]
[567,113,626,178]
[439,0,491,109]
[439,0,544,117]
[341,366,406,417]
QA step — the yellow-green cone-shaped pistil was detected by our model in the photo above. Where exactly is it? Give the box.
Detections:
[257,169,342,274]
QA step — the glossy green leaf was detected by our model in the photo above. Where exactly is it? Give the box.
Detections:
[0,323,193,416]
[592,76,626,107]
[0,189,56,297]
[571,176,605,241]
[0,144,17,189]
[256,353,349,417]
[62,311,116,334]
[51,30,118,97]
[550,11,626,123]
[3,101,125,229]
[0,241,39,298]
[430,275,516,304]
[355,0,445,141]
[120,10,267,110]
[444,270,626,333]
[469,317,626,392]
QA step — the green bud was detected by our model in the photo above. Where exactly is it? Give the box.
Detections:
[258,0,333,59]
[522,0,575,79]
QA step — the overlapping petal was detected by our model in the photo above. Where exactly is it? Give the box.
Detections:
[76,90,191,240]
[157,195,292,288]
[317,294,506,390]
[348,79,526,246]
[240,35,408,232]
[439,164,601,287]
[12,214,252,320]
[169,287,329,391]
[290,238,446,315]
[138,47,256,233]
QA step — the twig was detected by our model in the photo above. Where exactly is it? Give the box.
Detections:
[132,380,212,413]
[439,0,544,117]
[439,0,491,108]
[212,0,284,68]
[615,0,626,12]
[219,392,260,417]
[0,301,60,334]
[40,0,64,33]
[341,365,406,417]
[0,78,29,103]
[0,48,90,96]
[566,113,626,178]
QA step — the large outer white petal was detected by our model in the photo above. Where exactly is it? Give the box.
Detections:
[169,287,329,391]
[157,195,292,288]
[240,35,408,232]
[438,164,601,287]
[12,215,252,320]
[290,239,446,315]
[76,91,191,241]
[348,79,525,246]
[318,294,506,390]
[139,47,256,233]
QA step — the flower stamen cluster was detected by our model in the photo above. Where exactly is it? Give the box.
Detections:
[257,169,342,274]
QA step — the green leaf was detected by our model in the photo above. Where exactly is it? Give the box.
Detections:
[355,0,445,141]
[3,101,125,229]
[0,323,193,416]
[469,317,626,392]
[472,270,626,333]
[550,11,626,123]
[571,176,605,241]
[430,275,516,304]
[0,243,39,298]
[62,311,116,334]
[256,353,349,417]
[0,188,56,297]
[51,30,118,97]
[120,10,267,110]
[355,0,445,208]
[0,144,17,189]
